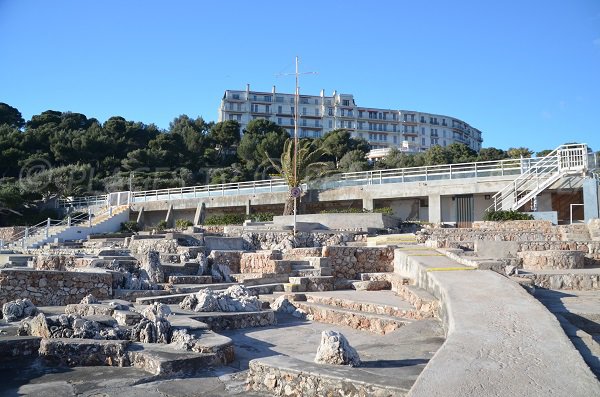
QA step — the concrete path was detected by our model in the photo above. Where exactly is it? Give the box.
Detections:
[395,247,600,397]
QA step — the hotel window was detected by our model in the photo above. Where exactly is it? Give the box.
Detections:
[420,116,425,123]
[403,114,408,121]
[302,119,307,126]
[314,108,319,116]
[275,96,283,102]
[278,105,282,113]
[341,109,345,116]
[278,118,282,124]
[302,107,307,115]
[289,118,294,125]
[328,120,333,128]
[265,105,270,113]
[359,110,364,118]
[232,93,240,99]
[422,138,426,145]
[392,125,397,132]
[342,99,350,106]
[421,127,425,134]
[291,106,295,114]
[237,103,242,111]
[348,110,353,117]
[328,108,333,116]
[264,95,272,102]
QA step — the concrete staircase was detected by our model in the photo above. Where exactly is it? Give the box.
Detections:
[488,143,588,211]
[9,205,130,249]
[284,258,334,292]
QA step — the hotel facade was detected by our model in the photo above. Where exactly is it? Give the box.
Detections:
[218,85,483,153]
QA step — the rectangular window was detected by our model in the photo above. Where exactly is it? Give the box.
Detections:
[237,103,242,111]
[252,104,258,112]
[392,125,397,132]
[393,136,397,143]
[232,93,240,100]
[328,120,333,128]
[420,116,425,123]
[342,99,350,106]
[275,96,283,102]
[290,118,294,125]
[328,108,333,116]
[422,138,426,145]
[348,110,353,117]
[314,108,319,116]
[302,107,307,115]
[278,105,282,113]
[264,95,272,102]
[265,105,270,113]
[302,119,307,126]
[421,127,425,134]
[359,111,364,118]
[403,114,408,121]
[341,109,345,116]
[291,106,295,114]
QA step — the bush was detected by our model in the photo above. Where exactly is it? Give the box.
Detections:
[320,208,363,214]
[483,210,534,221]
[120,221,140,233]
[156,220,168,231]
[373,207,394,216]
[250,212,275,222]
[204,214,247,225]
[175,219,193,230]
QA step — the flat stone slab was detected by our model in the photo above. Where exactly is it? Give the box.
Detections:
[395,247,600,397]
[248,354,410,396]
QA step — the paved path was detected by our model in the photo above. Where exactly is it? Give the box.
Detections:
[395,246,600,397]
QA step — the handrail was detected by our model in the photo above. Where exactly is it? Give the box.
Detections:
[486,143,588,212]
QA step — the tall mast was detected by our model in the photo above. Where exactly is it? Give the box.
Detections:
[294,56,299,186]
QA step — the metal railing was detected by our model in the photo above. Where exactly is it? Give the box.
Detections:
[59,144,591,210]
[131,179,291,203]
[487,143,588,212]
[57,194,108,208]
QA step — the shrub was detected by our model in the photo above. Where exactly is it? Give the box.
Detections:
[320,208,363,214]
[483,210,534,221]
[373,207,394,215]
[156,220,168,231]
[250,212,275,222]
[120,221,140,233]
[204,214,247,225]
[175,219,193,230]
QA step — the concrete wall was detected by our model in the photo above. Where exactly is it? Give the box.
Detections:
[272,213,397,231]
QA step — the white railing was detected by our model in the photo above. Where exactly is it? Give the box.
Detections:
[59,144,591,209]
[487,143,588,212]
[57,194,108,208]
[130,179,290,203]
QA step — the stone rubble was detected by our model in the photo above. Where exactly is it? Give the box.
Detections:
[2,298,38,322]
[179,285,262,313]
[314,330,361,367]
[80,294,99,305]
[130,302,172,344]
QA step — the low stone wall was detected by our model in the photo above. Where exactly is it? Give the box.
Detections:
[240,251,283,274]
[518,250,585,270]
[0,269,113,306]
[30,255,76,271]
[323,246,394,280]
[247,356,408,396]
[520,272,600,290]
[0,226,25,242]
[242,231,367,251]
[193,310,276,331]
[282,247,324,260]
[208,250,243,274]
[128,238,179,256]
[471,220,554,231]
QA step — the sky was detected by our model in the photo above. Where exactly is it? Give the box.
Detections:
[1,0,599,153]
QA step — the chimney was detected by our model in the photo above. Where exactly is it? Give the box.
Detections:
[246,83,250,93]
[320,89,324,97]
[272,85,276,94]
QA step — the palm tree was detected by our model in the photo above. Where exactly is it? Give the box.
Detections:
[266,138,332,215]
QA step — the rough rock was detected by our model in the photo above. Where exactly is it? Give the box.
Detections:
[131,317,171,344]
[141,302,172,322]
[271,296,297,314]
[2,298,37,322]
[139,250,165,283]
[80,294,99,305]
[194,289,219,312]
[24,313,51,338]
[505,265,517,276]
[314,330,361,367]
[211,263,232,282]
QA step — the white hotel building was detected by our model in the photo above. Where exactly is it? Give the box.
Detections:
[218,85,483,154]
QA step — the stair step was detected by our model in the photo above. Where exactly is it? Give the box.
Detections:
[293,301,411,335]
[351,280,391,291]
[393,284,439,317]
[305,293,425,320]
[168,275,213,285]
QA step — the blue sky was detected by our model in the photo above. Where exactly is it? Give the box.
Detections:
[1,0,599,152]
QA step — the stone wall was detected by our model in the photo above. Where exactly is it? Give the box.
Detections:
[242,231,367,251]
[208,250,243,274]
[323,246,394,279]
[518,250,585,270]
[471,220,554,231]
[30,255,76,271]
[282,247,324,260]
[0,269,113,306]
[128,238,179,256]
[0,226,25,242]
[240,251,289,274]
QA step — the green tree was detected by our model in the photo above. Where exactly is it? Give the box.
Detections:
[338,149,370,172]
[477,147,508,162]
[238,119,288,177]
[507,147,533,158]
[445,143,477,163]
[0,103,25,128]
[315,129,370,166]
[267,138,331,215]
[535,149,553,157]
[424,145,451,165]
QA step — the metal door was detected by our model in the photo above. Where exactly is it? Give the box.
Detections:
[456,195,474,228]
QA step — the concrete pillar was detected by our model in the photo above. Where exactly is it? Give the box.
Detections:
[428,194,442,224]
[583,178,599,222]
[165,204,174,228]
[245,200,251,216]
[193,202,207,226]
[501,190,516,211]
[362,197,374,211]
[136,206,145,229]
